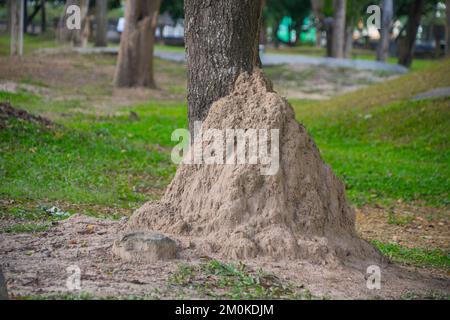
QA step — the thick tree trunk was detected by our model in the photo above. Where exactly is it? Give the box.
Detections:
[331,0,346,58]
[185,0,263,131]
[377,0,393,62]
[114,0,161,88]
[446,0,450,56]
[325,17,333,57]
[10,0,24,56]
[398,0,423,67]
[58,0,90,47]
[311,0,324,47]
[95,0,108,47]
[6,0,11,33]
[344,18,354,59]
[41,0,46,33]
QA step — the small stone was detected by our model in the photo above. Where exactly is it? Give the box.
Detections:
[0,268,8,300]
[112,232,178,263]
[129,111,140,121]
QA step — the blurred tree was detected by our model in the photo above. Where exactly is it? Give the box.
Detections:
[446,0,450,56]
[58,0,90,47]
[160,0,184,20]
[331,0,346,58]
[384,0,441,65]
[114,0,162,88]
[377,0,394,62]
[397,0,424,67]
[95,0,107,47]
[264,0,311,46]
[344,0,371,58]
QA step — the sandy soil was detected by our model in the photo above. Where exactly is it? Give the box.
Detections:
[0,214,448,300]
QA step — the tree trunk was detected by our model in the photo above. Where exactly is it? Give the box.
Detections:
[95,0,108,47]
[41,0,46,33]
[6,0,12,34]
[58,0,90,47]
[325,17,333,57]
[10,0,24,56]
[114,0,161,88]
[185,0,263,131]
[311,0,325,47]
[398,0,423,67]
[331,0,346,58]
[446,0,450,56]
[344,18,354,59]
[377,0,393,62]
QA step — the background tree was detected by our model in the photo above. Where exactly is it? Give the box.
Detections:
[185,0,263,131]
[95,0,107,47]
[446,0,450,56]
[264,0,311,47]
[58,0,91,47]
[397,0,424,67]
[160,0,184,20]
[377,0,394,62]
[311,0,325,47]
[114,0,162,88]
[9,0,24,56]
[331,0,346,58]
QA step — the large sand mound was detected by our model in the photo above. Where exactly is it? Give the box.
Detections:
[128,70,381,266]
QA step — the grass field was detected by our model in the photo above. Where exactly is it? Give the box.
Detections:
[0,37,449,273]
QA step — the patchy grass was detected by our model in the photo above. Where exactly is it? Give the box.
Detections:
[266,45,438,71]
[168,260,315,300]
[0,116,177,209]
[0,222,52,234]
[292,59,450,207]
[0,55,448,226]
[0,34,59,56]
[373,240,450,270]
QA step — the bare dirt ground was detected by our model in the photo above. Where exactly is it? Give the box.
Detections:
[0,214,448,300]
[357,204,450,252]
[0,51,394,109]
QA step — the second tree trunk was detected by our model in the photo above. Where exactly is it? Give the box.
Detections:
[114,0,161,88]
[185,0,263,131]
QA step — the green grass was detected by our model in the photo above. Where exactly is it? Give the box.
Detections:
[0,56,449,224]
[168,260,315,300]
[373,240,450,270]
[0,222,52,233]
[0,34,58,56]
[292,59,450,207]
[0,114,179,209]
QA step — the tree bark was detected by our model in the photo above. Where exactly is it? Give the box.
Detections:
[114,0,161,88]
[344,18,354,59]
[398,0,423,67]
[377,0,393,62]
[95,0,108,47]
[446,0,450,56]
[10,0,24,56]
[311,0,325,47]
[331,0,346,58]
[41,0,46,33]
[185,0,263,131]
[58,0,90,47]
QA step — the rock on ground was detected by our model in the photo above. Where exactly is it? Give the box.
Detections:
[112,232,179,263]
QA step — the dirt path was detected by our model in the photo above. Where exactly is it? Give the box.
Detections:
[0,214,448,299]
